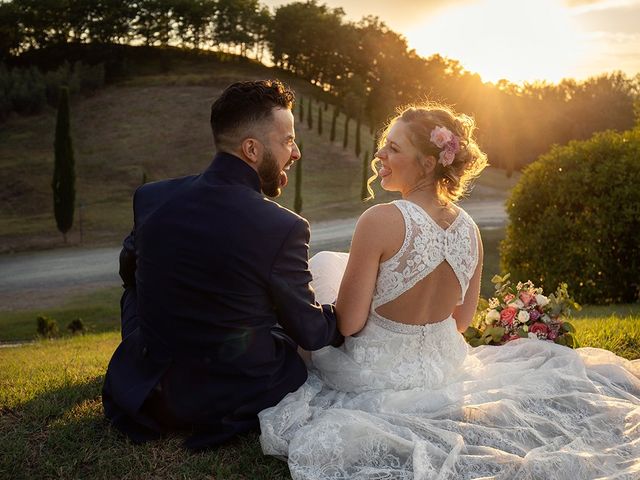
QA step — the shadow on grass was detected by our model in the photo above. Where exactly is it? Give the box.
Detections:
[1,377,290,479]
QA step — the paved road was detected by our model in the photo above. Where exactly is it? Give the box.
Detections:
[0,199,506,311]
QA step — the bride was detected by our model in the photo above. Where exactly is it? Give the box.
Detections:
[259,103,640,479]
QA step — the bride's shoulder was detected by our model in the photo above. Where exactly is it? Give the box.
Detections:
[358,202,403,225]
[353,202,405,240]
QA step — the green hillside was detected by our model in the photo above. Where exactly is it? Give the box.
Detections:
[0,48,513,253]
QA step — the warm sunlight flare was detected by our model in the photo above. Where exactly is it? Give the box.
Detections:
[406,0,587,83]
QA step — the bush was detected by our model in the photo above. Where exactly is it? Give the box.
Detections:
[0,64,10,120]
[500,128,640,304]
[44,61,72,106]
[67,318,86,334]
[8,67,46,114]
[37,315,59,338]
[72,61,105,93]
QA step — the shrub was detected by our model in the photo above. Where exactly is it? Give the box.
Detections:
[44,61,72,106]
[0,68,10,120]
[53,86,76,242]
[67,318,86,334]
[500,128,640,304]
[37,315,59,338]
[8,67,46,114]
[72,61,105,93]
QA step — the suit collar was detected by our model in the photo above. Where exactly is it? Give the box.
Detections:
[203,152,262,193]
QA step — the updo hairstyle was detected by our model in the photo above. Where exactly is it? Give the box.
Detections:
[369,102,488,203]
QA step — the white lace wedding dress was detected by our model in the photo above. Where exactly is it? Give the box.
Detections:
[259,200,640,480]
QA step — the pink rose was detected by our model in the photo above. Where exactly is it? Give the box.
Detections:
[547,330,558,341]
[529,322,549,336]
[500,307,517,325]
[504,293,515,303]
[520,291,535,306]
[439,150,455,167]
[430,126,453,148]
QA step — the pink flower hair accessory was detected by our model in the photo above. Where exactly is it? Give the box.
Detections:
[430,125,461,167]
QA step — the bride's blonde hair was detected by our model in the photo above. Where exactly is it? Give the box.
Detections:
[366,102,488,203]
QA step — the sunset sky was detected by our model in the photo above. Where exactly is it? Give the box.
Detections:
[263,0,640,84]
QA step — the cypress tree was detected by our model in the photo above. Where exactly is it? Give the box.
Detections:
[361,150,370,200]
[294,143,303,214]
[307,98,313,129]
[330,107,338,142]
[52,86,75,242]
[299,97,304,123]
[317,105,323,135]
[342,116,350,149]
[355,118,361,157]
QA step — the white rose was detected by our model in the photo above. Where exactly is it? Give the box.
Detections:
[486,309,500,322]
[535,294,549,307]
[528,332,540,340]
[517,310,530,324]
[509,300,525,309]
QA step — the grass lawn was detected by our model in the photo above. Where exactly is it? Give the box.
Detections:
[0,332,289,479]
[1,305,638,479]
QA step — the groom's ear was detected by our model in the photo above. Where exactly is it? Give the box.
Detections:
[241,137,261,164]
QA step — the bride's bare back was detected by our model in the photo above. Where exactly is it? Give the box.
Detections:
[335,200,483,336]
[376,200,465,325]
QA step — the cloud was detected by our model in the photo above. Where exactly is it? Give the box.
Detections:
[566,0,640,14]
[574,31,640,77]
[261,0,473,30]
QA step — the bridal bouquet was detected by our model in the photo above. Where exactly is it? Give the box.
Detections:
[464,274,581,348]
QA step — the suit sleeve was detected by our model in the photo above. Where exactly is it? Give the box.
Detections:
[269,218,344,350]
[119,232,136,288]
[118,188,141,339]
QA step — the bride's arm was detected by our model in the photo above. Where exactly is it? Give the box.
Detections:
[453,225,484,332]
[335,205,394,337]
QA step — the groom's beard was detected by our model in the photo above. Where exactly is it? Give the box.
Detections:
[259,148,284,198]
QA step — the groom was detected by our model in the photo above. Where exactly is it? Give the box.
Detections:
[102,80,343,450]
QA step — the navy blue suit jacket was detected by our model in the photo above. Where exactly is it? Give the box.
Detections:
[102,152,342,449]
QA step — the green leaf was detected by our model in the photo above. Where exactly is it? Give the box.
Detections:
[554,336,567,346]
[561,322,576,333]
[463,327,481,339]
[564,333,575,348]
[516,328,528,338]
[491,274,504,284]
[485,326,505,342]
[468,338,484,347]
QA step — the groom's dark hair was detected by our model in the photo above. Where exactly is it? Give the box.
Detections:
[210,79,295,150]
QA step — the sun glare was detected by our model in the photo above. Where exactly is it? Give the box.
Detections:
[405,0,587,84]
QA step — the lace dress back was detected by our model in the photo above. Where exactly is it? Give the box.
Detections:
[373,199,479,311]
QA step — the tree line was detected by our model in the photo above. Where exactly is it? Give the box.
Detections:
[1,0,638,172]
